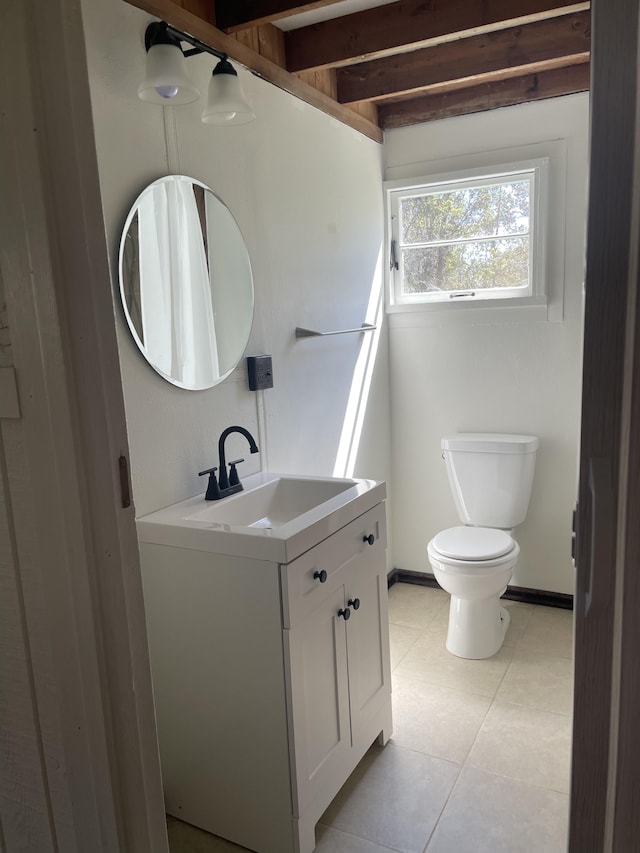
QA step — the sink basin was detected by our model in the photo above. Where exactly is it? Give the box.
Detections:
[185,476,354,529]
[137,472,386,562]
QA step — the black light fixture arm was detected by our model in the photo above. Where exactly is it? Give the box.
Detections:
[144,20,229,63]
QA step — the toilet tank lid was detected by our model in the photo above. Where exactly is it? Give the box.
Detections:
[441,433,539,454]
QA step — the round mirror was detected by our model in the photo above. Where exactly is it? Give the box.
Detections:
[118,175,254,390]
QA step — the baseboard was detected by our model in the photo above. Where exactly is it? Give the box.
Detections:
[387,568,573,611]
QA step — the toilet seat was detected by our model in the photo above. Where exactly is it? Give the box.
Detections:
[431,526,514,561]
[428,526,518,574]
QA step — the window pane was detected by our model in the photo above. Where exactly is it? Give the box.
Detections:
[400,179,531,245]
[401,236,530,295]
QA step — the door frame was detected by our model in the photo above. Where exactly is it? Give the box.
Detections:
[0,0,168,849]
[569,0,640,850]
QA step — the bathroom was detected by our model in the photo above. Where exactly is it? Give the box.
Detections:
[2,0,607,851]
[104,0,584,840]
[90,0,585,579]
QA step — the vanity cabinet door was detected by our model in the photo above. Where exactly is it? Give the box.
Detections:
[285,584,351,818]
[344,545,392,754]
[281,503,386,630]
[282,502,391,839]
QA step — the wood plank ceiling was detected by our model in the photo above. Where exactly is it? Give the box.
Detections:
[125,0,590,142]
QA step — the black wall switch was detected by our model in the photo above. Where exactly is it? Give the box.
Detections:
[247,355,274,391]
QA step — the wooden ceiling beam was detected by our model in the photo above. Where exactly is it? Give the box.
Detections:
[337,10,591,103]
[285,0,590,72]
[378,61,590,128]
[215,0,345,33]
[374,55,588,102]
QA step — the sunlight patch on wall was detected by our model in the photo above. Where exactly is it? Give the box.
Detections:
[333,246,384,479]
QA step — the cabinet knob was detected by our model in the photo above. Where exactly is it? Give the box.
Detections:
[338,608,351,621]
[313,569,328,583]
[347,598,361,610]
[363,534,375,546]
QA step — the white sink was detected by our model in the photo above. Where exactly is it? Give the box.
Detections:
[137,472,386,562]
[184,476,355,529]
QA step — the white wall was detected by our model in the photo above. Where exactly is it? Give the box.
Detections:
[80,0,391,524]
[384,94,588,594]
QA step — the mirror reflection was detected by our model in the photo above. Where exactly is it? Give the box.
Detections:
[119,175,254,390]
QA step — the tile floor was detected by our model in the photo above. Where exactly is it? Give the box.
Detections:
[167,582,574,853]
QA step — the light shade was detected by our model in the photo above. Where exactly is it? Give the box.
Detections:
[201,59,255,126]
[138,42,200,105]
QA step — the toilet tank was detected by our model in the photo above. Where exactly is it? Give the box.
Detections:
[442,433,538,528]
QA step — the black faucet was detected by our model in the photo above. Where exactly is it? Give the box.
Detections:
[198,425,259,501]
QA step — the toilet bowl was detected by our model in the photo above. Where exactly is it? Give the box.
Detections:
[427,526,519,659]
[427,433,538,660]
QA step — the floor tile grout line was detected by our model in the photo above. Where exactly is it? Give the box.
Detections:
[458,680,498,773]
[389,630,423,673]
[382,738,463,771]
[460,602,546,776]
[420,758,467,853]
[489,695,574,717]
[488,696,576,721]
[457,762,572,798]
[315,821,405,852]
[391,668,506,699]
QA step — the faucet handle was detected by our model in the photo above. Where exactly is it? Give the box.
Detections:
[198,466,218,477]
[228,458,245,487]
[198,466,221,501]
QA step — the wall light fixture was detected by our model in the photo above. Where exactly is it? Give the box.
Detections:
[138,21,255,126]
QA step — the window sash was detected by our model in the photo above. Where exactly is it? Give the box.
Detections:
[388,165,543,306]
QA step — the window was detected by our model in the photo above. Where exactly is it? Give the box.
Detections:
[386,159,548,311]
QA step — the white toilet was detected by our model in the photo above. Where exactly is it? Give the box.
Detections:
[427,433,538,660]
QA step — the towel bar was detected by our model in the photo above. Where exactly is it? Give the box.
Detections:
[295,323,376,339]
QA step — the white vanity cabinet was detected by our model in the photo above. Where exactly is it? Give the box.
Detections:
[139,499,392,853]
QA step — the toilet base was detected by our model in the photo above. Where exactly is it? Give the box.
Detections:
[446,596,510,659]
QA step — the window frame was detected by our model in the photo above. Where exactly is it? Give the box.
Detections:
[385,156,551,317]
